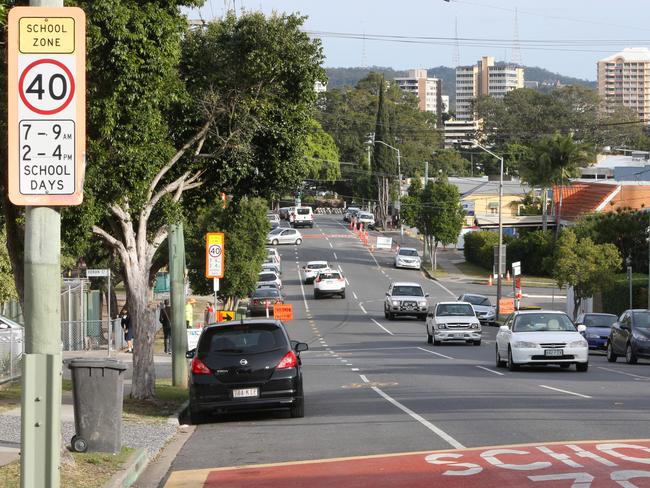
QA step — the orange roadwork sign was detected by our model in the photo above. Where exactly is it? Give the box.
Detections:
[499,298,515,314]
[273,304,293,321]
[8,7,86,206]
[217,310,234,322]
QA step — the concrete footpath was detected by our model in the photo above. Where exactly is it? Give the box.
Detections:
[0,350,184,487]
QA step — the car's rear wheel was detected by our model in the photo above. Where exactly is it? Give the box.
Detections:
[313,290,320,299]
[507,347,519,371]
[576,362,589,372]
[290,398,304,418]
[495,347,506,368]
[272,239,279,245]
[626,343,638,364]
[606,341,618,362]
[340,291,346,299]
[295,238,302,245]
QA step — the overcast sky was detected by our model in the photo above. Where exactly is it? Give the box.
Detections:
[186,0,650,80]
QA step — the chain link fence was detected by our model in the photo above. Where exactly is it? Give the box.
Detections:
[60,318,126,352]
[0,327,23,385]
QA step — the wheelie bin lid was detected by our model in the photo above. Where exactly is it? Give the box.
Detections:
[66,358,127,371]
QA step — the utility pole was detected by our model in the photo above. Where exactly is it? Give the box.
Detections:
[397,148,403,243]
[169,224,188,387]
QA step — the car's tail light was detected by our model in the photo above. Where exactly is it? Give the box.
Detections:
[276,351,298,369]
[338,278,345,283]
[315,276,321,283]
[191,357,211,374]
[252,299,258,305]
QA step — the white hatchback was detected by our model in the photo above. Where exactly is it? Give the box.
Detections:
[496,311,588,371]
[313,269,346,299]
[257,271,282,290]
[303,261,330,284]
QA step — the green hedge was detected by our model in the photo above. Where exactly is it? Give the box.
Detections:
[463,231,499,270]
[599,274,649,316]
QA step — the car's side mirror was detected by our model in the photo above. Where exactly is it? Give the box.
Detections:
[185,348,196,359]
[577,324,587,333]
[294,342,309,353]
[499,325,509,332]
[475,311,480,317]
[425,293,430,298]
[427,312,434,318]
[385,292,390,297]
[302,266,306,270]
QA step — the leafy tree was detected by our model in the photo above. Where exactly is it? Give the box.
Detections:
[552,229,621,319]
[0,229,17,303]
[303,119,340,183]
[186,198,269,308]
[372,76,394,225]
[430,149,471,177]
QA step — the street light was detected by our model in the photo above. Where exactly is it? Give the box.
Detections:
[463,140,505,319]
[372,139,403,242]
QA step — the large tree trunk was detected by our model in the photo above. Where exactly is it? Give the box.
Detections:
[127,269,156,400]
[555,186,564,239]
[541,187,548,232]
[432,238,439,271]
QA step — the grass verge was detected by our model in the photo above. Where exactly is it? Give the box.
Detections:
[0,379,72,413]
[123,378,187,423]
[0,447,134,488]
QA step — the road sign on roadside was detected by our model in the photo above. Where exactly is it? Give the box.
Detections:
[8,7,86,206]
[205,232,224,278]
[512,261,521,276]
[273,304,293,321]
[85,268,109,277]
[376,236,392,250]
[217,310,235,322]
[499,298,515,314]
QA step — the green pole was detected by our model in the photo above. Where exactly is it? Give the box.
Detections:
[21,208,62,488]
[169,224,188,387]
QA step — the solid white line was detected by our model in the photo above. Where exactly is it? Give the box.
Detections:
[359,303,368,314]
[345,278,350,286]
[359,375,369,383]
[351,368,359,371]
[371,386,465,449]
[476,365,504,376]
[333,252,338,260]
[296,265,310,312]
[353,291,358,300]
[539,384,592,399]
[598,366,650,380]
[429,278,456,298]
[371,318,394,336]
[329,241,333,248]
[416,347,454,360]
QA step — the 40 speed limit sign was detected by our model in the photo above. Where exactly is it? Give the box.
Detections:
[205,232,225,279]
[7,7,85,206]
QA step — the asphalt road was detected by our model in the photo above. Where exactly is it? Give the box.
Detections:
[165,214,650,482]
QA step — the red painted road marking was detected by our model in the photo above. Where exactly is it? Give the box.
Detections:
[165,440,650,487]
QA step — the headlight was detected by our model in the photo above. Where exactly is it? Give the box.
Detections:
[470,323,480,329]
[436,322,447,329]
[391,300,400,306]
[418,301,427,307]
[568,340,588,348]
[513,341,537,348]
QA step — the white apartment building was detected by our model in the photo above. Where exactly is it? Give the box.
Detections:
[597,48,650,123]
[455,56,524,120]
[394,69,443,117]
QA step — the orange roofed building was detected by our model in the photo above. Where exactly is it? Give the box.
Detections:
[553,181,650,225]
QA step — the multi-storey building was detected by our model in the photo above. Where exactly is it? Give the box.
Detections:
[455,56,524,120]
[597,48,650,123]
[394,69,443,118]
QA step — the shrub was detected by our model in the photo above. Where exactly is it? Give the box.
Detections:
[463,231,499,270]
[506,230,555,276]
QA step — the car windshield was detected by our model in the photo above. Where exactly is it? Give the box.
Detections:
[319,272,341,280]
[269,227,283,235]
[253,289,280,298]
[437,304,474,316]
[199,323,286,354]
[392,286,424,297]
[308,263,328,269]
[259,273,276,281]
[463,295,491,306]
[513,314,576,332]
[360,213,373,219]
[297,208,310,215]
[399,249,419,257]
[584,315,616,327]
[633,312,650,328]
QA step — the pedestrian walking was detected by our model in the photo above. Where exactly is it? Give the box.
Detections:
[289,211,295,227]
[204,302,215,326]
[159,299,172,354]
[121,308,133,353]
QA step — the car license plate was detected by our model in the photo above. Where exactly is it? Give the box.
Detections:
[232,388,259,398]
[544,349,563,357]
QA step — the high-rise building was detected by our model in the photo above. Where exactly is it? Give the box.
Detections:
[455,56,524,120]
[394,69,443,117]
[598,47,650,123]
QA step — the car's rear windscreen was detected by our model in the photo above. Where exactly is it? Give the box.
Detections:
[199,323,286,354]
[297,208,311,215]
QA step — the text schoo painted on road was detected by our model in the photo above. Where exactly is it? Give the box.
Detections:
[165,439,650,488]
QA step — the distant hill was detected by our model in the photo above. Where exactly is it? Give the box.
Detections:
[325,65,596,107]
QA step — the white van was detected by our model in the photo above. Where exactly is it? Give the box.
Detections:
[293,206,314,228]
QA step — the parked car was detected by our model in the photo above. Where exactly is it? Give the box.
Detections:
[343,207,360,222]
[426,301,481,346]
[257,271,282,290]
[314,269,346,299]
[607,309,650,364]
[261,262,281,276]
[384,282,429,320]
[303,261,329,284]
[394,247,421,270]
[575,312,617,351]
[458,293,496,326]
[267,213,281,229]
[267,227,303,246]
[256,283,279,291]
[186,319,308,423]
[266,248,281,265]
[293,206,314,228]
[248,288,284,317]
[357,212,375,229]
[496,310,588,371]
[278,207,292,220]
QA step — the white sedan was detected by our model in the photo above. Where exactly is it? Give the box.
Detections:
[302,261,329,284]
[394,247,421,269]
[496,310,588,372]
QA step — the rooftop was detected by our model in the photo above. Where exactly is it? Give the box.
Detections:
[600,47,650,63]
